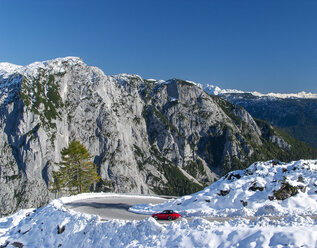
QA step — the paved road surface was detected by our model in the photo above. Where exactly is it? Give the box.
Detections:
[64,196,167,221]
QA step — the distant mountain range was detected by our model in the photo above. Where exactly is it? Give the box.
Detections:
[1,57,316,216]
[204,84,317,99]
[204,85,317,148]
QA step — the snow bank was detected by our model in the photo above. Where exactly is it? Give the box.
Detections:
[1,198,316,248]
[1,160,316,247]
[130,160,317,217]
[55,192,166,205]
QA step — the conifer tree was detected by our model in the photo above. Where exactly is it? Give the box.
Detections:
[50,141,100,195]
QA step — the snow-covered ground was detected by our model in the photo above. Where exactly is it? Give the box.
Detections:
[1,160,317,247]
[130,160,317,218]
[1,196,316,248]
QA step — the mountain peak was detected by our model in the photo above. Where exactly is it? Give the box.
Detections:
[204,84,244,95]
[0,56,83,80]
[0,62,23,79]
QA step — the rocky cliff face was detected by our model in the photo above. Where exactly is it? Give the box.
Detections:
[1,57,316,216]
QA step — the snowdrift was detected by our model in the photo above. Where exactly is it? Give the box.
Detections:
[1,196,316,248]
[130,160,317,217]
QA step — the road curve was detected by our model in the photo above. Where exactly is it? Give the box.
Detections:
[64,196,168,221]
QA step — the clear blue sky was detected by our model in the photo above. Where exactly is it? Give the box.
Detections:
[1,0,317,93]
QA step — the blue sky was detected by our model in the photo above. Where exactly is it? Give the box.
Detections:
[1,0,317,93]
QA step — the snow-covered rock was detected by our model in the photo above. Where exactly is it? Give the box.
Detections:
[130,159,317,217]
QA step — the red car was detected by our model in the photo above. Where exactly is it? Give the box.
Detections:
[152,210,181,220]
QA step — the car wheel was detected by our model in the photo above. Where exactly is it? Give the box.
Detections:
[154,216,158,220]
[168,216,172,221]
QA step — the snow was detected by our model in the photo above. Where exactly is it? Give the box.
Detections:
[58,192,166,205]
[205,84,245,95]
[0,63,23,79]
[205,84,317,99]
[1,160,317,247]
[114,73,144,85]
[130,160,317,217]
[251,91,317,99]
[0,57,82,81]
[1,194,316,247]
[145,78,157,82]
[184,80,203,89]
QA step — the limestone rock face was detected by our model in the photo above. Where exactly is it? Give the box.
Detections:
[0,57,315,216]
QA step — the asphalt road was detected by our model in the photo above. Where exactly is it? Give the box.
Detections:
[64,196,168,221]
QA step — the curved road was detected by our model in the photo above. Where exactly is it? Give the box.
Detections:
[64,196,169,221]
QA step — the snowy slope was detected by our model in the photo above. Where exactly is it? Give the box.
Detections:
[0,63,23,79]
[1,194,316,248]
[130,160,317,217]
[0,57,82,80]
[205,84,317,99]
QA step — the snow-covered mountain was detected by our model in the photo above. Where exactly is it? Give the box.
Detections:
[0,63,23,79]
[130,159,317,217]
[204,84,317,99]
[1,57,317,217]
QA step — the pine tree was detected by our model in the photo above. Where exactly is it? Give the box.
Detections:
[50,141,100,195]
